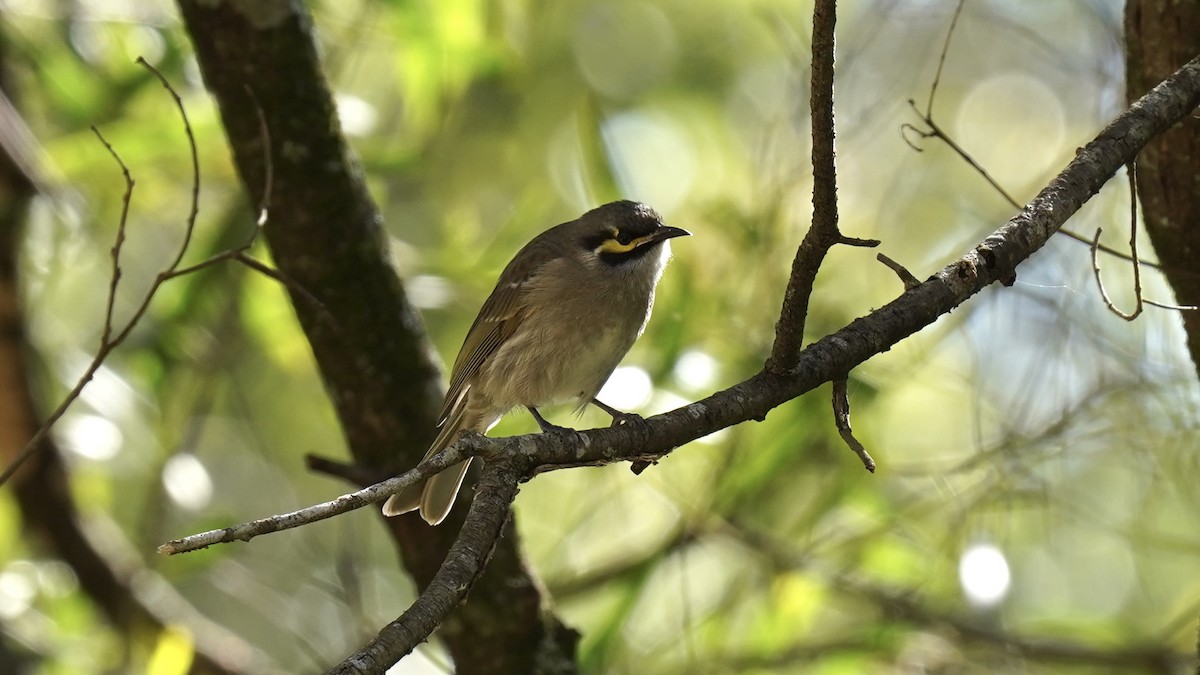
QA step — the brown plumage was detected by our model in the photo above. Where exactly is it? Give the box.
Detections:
[383,201,689,524]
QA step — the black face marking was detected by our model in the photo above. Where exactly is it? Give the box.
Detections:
[581,232,609,251]
[615,229,635,245]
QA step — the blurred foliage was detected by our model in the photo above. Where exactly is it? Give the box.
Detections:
[0,0,1197,673]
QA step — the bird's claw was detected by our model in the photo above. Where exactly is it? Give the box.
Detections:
[609,411,644,427]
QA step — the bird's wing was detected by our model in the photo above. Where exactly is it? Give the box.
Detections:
[436,233,565,424]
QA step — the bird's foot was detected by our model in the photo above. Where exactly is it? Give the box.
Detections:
[527,406,569,434]
[590,398,643,427]
[608,410,644,428]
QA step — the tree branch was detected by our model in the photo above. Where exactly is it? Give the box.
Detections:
[768,0,879,374]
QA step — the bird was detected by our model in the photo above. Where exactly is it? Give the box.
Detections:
[383,200,689,525]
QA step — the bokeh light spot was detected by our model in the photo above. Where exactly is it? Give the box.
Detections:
[959,543,1011,608]
[162,454,214,512]
[62,414,123,461]
[598,366,653,411]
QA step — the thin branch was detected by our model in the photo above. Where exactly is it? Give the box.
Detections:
[138,57,200,273]
[1088,166,1196,318]
[923,0,967,116]
[832,379,875,472]
[907,97,1164,272]
[95,127,133,345]
[157,439,474,554]
[0,58,304,487]
[306,454,383,487]
[244,84,273,227]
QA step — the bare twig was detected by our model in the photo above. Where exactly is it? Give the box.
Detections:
[158,437,476,554]
[96,128,133,345]
[876,252,921,290]
[244,84,273,227]
[139,57,200,273]
[923,0,967,117]
[306,454,384,487]
[832,379,875,472]
[1089,167,1195,318]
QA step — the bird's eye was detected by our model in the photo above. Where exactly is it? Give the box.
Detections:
[615,230,635,246]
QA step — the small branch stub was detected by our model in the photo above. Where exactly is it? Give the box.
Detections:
[833,379,875,472]
[876,253,921,290]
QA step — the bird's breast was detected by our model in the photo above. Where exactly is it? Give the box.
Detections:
[474,258,658,409]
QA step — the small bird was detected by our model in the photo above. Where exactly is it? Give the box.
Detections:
[383,200,689,524]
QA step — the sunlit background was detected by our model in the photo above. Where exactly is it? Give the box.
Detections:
[1,0,1197,673]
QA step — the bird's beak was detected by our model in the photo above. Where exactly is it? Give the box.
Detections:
[648,225,691,244]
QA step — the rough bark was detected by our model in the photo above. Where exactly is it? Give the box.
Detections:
[1125,0,1200,376]
[173,1,577,672]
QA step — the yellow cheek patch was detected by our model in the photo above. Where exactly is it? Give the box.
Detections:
[597,234,653,255]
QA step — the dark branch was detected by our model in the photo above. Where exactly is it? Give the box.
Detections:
[767,0,844,374]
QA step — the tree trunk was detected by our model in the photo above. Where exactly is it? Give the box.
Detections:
[1125,0,1200,376]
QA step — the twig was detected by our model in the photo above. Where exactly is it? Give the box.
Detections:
[244,84,273,227]
[1089,167,1195,318]
[138,57,200,274]
[1089,227,1142,321]
[832,379,875,472]
[158,437,476,555]
[923,0,967,117]
[876,253,921,290]
[96,127,133,345]
[0,107,187,485]
[306,454,385,487]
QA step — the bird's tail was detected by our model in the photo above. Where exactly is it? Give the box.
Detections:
[381,402,487,525]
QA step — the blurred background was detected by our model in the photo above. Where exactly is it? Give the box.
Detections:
[0,0,1197,673]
